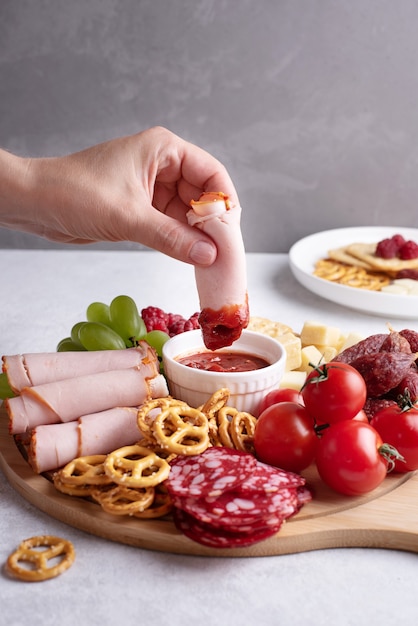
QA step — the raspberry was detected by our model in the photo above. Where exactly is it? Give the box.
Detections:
[188,312,200,329]
[167,313,183,328]
[141,306,169,333]
[396,269,418,279]
[169,320,187,336]
[141,306,200,335]
[150,319,170,332]
[399,240,418,260]
[376,234,408,258]
[375,237,399,259]
[183,318,198,332]
[141,306,168,322]
[392,234,406,249]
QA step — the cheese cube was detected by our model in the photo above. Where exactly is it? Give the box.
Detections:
[300,321,341,348]
[391,279,418,295]
[315,345,338,362]
[278,332,302,371]
[279,370,307,391]
[337,331,365,353]
[300,345,324,372]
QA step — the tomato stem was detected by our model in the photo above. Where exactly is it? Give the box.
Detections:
[378,443,405,472]
[314,423,330,436]
[396,388,416,412]
[301,361,352,389]
[301,362,328,389]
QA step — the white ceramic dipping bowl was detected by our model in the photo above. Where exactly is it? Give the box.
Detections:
[162,329,286,415]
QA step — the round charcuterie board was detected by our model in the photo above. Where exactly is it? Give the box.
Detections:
[1,407,417,557]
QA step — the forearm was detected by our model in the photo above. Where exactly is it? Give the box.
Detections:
[0,149,79,241]
[0,148,37,230]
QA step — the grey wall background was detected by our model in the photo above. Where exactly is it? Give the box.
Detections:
[1,0,418,252]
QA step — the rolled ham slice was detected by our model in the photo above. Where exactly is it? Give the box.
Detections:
[6,369,168,434]
[29,421,79,474]
[28,407,142,473]
[187,192,249,350]
[2,343,157,394]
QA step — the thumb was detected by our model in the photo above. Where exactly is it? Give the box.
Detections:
[131,208,217,266]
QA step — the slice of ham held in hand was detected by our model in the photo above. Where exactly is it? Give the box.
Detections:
[187,192,249,350]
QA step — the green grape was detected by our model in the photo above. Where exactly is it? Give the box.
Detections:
[78,321,126,351]
[70,321,87,347]
[0,372,15,399]
[86,301,112,327]
[144,330,170,358]
[109,295,146,347]
[57,337,87,352]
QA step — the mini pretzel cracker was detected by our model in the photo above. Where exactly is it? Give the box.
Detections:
[230,409,257,453]
[217,406,257,453]
[91,484,155,516]
[104,444,170,488]
[6,535,75,582]
[313,258,391,291]
[151,405,209,455]
[58,454,113,486]
[138,433,178,463]
[133,485,173,519]
[216,407,235,448]
[137,397,189,437]
[52,472,99,497]
[199,388,231,446]
[199,387,230,417]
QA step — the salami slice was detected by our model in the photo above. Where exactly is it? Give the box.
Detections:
[172,487,299,529]
[166,447,257,498]
[173,507,283,549]
[234,461,305,495]
[296,485,313,509]
[166,447,311,549]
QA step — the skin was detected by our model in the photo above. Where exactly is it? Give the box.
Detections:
[0,126,240,266]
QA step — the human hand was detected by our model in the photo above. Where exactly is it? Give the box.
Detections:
[2,127,240,266]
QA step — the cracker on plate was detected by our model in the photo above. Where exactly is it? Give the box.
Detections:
[327,245,375,270]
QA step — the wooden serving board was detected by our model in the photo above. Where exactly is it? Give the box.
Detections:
[1,407,418,557]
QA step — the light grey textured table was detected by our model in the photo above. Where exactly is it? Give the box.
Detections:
[1,250,417,626]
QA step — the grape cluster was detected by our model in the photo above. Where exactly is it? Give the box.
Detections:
[0,372,13,399]
[56,296,200,359]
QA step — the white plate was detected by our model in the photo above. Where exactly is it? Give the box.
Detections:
[289,226,418,319]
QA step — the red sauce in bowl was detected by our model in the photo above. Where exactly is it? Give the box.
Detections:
[176,351,270,373]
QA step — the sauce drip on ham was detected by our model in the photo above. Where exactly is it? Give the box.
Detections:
[198,300,250,351]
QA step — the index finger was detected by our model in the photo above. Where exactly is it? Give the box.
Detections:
[157,135,240,208]
[181,141,240,207]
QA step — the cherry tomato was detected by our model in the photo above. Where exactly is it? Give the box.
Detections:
[353,409,369,423]
[371,404,418,472]
[254,402,317,473]
[302,362,367,425]
[315,421,389,496]
[256,387,304,417]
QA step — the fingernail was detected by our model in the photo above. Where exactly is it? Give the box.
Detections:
[190,240,217,265]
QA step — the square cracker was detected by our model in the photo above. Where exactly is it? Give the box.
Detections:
[327,246,375,270]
